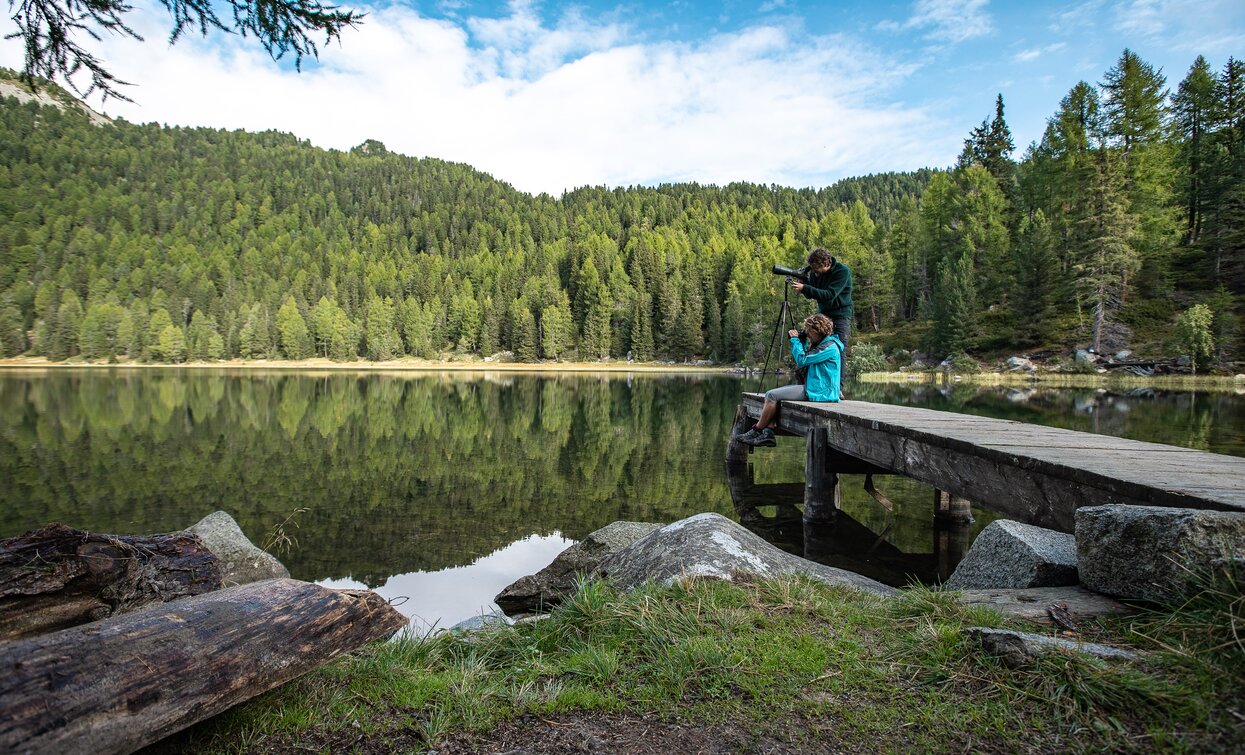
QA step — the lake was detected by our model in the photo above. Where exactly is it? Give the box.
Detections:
[2,370,1243,630]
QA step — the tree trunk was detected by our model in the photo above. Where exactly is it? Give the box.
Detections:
[0,523,222,641]
[0,578,408,755]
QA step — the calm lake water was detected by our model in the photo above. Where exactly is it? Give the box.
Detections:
[2,370,1243,630]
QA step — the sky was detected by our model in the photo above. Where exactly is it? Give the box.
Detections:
[2,0,1243,196]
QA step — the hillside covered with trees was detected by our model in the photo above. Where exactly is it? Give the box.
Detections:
[0,48,1241,369]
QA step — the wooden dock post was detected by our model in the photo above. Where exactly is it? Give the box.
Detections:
[933,489,974,527]
[725,404,754,465]
[804,428,840,522]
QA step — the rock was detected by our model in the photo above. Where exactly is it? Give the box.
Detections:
[185,511,289,587]
[449,610,511,634]
[1113,350,1133,361]
[596,513,897,597]
[494,521,664,615]
[1076,505,1245,603]
[1074,349,1098,364]
[945,520,1078,590]
[1175,355,1192,367]
[955,586,1136,624]
[964,627,1141,668]
[1005,356,1035,372]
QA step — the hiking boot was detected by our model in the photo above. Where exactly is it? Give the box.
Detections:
[736,428,760,443]
[743,428,776,447]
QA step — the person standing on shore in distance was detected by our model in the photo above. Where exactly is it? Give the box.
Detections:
[791,247,853,352]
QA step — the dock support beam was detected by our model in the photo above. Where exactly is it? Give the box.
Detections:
[933,489,974,527]
[803,428,839,522]
[725,404,754,465]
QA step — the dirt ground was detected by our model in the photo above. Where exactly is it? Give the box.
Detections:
[434,712,824,755]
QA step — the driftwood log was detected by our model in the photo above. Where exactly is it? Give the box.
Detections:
[0,578,409,755]
[0,523,222,641]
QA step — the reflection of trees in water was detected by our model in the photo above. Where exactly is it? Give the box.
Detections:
[3,375,1241,586]
[0,373,742,585]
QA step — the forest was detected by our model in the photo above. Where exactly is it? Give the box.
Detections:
[0,48,1241,369]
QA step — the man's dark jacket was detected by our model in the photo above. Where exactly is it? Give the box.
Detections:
[800,259,854,319]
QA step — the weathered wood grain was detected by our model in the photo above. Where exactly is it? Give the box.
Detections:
[0,523,222,641]
[741,394,1245,528]
[0,578,409,755]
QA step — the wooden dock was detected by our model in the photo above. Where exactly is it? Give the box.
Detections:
[729,394,1245,531]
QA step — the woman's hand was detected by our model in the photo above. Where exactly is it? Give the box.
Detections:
[788,329,800,338]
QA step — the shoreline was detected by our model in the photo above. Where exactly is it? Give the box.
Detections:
[858,369,1245,392]
[0,356,727,374]
[3,357,1244,391]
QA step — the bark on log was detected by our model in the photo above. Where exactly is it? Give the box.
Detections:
[0,523,222,641]
[0,578,409,755]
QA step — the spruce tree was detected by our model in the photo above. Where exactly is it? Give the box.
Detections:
[1173,56,1218,244]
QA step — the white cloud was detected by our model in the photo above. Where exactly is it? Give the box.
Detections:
[883,0,995,44]
[0,1,960,195]
[1013,42,1066,63]
[1112,0,1245,54]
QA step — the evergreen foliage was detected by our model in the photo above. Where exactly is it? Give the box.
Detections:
[1,48,1242,368]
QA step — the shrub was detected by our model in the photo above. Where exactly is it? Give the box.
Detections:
[847,342,888,374]
[948,353,979,374]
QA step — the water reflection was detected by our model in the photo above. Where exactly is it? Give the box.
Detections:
[321,533,573,631]
[1,371,1243,623]
[725,461,979,585]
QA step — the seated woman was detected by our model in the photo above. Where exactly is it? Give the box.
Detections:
[739,314,843,447]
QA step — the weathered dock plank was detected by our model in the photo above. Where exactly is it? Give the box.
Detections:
[740,394,1245,531]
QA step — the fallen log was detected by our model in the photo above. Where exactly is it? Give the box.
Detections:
[0,578,408,755]
[0,523,222,641]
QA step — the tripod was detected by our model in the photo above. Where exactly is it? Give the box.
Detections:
[756,279,800,394]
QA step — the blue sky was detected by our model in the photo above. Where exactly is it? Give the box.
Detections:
[2,0,1242,195]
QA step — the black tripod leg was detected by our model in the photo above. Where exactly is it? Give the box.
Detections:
[756,299,790,394]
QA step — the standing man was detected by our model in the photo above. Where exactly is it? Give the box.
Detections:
[792,247,853,351]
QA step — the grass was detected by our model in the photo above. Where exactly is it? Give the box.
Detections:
[149,574,1245,754]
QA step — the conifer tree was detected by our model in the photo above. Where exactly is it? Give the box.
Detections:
[930,249,976,357]
[540,298,573,361]
[721,281,744,362]
[0,301,26,356]
[1173,56,1218,243]
[364,295,401,361]
[1010,211,1058,341]
[511,300,538,362]
[276,296,312,359]
[629,289,655,362]
[50,290,83,360]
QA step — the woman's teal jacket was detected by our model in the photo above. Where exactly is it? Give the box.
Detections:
[790,335,843,402]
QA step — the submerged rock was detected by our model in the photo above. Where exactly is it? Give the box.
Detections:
[596,513,896,597]
[945,520,1078,590]
[495,521,663,615]
[185,511,289,587]
[1076,504,1245,603]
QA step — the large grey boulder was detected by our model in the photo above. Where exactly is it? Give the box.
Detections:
[1005,356,1035,372]
[596,513,897,597]
[964,627,1141,668]
[495,521,663,615]
[945,520,1078,590]
[185,511,290,587]
[1076,505,1245,603]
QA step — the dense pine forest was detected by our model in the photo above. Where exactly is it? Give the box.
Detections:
[1,48,1241,369]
